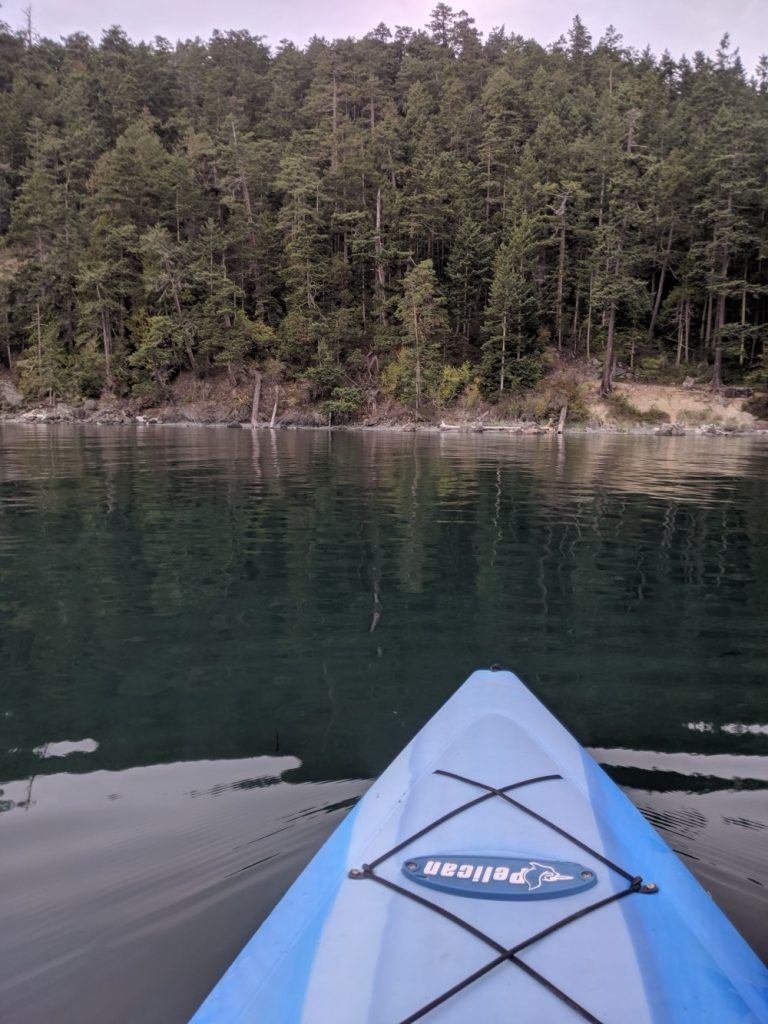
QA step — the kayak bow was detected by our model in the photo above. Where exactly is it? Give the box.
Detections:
[190,668,768,1023]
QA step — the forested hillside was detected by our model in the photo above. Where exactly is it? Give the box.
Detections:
[0,7,766,416]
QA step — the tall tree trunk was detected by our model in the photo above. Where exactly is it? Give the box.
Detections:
[571,287,580,353]
[500,312,506,394]
[96,283,113,392]
[412,302,421,409]
[648,227,673,337]
[684,298,691,363]
[250,371,262,427]
[712,253,728,392]
[601,302,616,396]
[331,72,338,173]
[739,274,747,366]
[36,301,42,378]
[374,188,387,325]
[704,291,713,348]
[485,145,491,223]
[556,211,566,350]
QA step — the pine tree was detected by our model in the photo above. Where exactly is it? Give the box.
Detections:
[481,221,537,396]
[393,259,448,409]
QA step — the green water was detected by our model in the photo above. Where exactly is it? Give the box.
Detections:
[1,425,766,1021]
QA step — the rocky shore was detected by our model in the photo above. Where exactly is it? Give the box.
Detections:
[1,377,766,437]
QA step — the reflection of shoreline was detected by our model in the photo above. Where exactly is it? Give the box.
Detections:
[590,747,768,783]
[0,755,367,1022]
[2,422,765,504]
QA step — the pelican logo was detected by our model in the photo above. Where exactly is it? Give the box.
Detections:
[519,862,574,891]
[402,855,597,900]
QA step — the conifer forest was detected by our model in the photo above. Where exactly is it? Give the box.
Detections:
[1,7,767,414]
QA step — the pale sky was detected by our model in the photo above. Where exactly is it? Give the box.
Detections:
[3,0,767,73]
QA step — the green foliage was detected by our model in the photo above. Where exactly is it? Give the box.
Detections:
[381,348,425,406]
[437,362,473,405]
[128,313,183,396]
[320,387,364,423]
[394,260,449,409]
[303,343,343,401]
[603,391,670,424]
[635,355,668,381]
[17,315,73,400]
[506,353,547,389]
[0,12,765,404]
[527,373,590,422]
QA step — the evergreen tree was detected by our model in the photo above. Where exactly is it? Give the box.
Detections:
[392,259,448,409]
[0,9,764,405]
[481,221,537,396]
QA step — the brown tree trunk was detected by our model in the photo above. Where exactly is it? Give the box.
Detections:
[557,401,568,434]
[331,72,338,173]
[485,145,491,223]
[412,302,421,409]
[712,251,729,392]
[556,212,566,350]
[96,283,113,392]
[601,302,616,396]
[571,288,580,353]
[684,298,691,363]
[35,301,42,376]
[500,312,507,394]
[250,371,262,427]
[648,227,673,337]
[704,291,713,348]
[374,188,387,325]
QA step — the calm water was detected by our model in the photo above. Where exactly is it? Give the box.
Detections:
[1,424,767,1022]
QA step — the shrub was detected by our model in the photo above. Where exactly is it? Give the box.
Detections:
[745,393,768,420]
[531,374,590,422]
[604,392,670,424]
[507,352,547,389]
[603,392,637,421]
[303,344,343,401]
[436,362,473,406]
[637,405,671,424]
[320,386,363,424]
[635,355,667,381]
[380,347,440,408]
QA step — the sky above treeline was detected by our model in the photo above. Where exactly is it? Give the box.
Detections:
[3,0,767,73]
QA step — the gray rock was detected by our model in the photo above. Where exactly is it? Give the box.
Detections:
[0,380,24,408]
[682,376,695,389]
[656,423,685,436]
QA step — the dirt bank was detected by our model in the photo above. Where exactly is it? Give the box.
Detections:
[1,370,766,436]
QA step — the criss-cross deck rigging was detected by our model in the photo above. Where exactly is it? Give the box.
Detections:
[349,770,657,1024]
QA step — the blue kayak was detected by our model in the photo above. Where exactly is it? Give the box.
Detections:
[190,669,768,1023]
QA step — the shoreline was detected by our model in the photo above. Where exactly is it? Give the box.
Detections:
[2,407,766,438]
[2,377,766,438]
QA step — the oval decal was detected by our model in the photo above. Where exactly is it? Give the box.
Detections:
[402,855,597,900]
